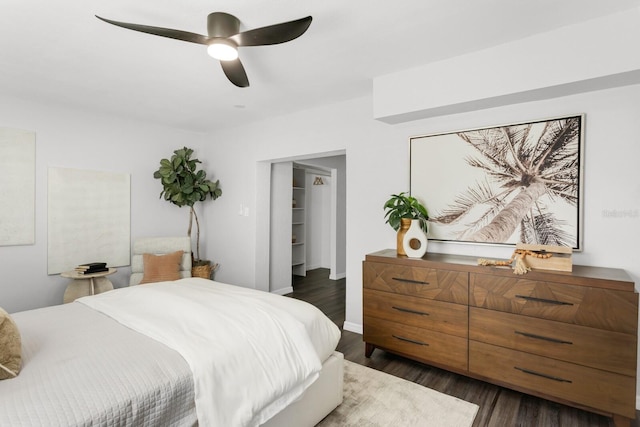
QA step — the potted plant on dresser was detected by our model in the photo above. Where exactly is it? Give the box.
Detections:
[153,146,222,279]
[383,192,429,257]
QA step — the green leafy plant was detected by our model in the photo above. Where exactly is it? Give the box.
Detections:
[153,147,222,264]
[383,192,429,233]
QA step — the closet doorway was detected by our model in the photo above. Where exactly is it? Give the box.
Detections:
[254,151,346,295]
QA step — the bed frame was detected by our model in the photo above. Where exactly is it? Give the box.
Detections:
[129,236,193,286]
[263,351,344,427]
[128,236,344,425]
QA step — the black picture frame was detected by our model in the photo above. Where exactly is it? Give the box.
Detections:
[410,114,584,250]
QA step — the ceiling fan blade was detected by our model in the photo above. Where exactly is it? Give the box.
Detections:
[96,15,210,45]
[229,16,312,47]
[220,59,250,88]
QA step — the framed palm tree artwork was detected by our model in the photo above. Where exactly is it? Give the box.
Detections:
[410,115,584,250]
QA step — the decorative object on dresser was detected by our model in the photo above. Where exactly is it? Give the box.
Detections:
[396,218,411,257]
[477,243,573,275]
[363,249,637,427]
[153,147,222,279]
[403,219,428,258]
[410,115,584,249]
[383,192,429,256]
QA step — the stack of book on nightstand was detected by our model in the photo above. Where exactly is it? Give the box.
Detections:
[75,262,108,275]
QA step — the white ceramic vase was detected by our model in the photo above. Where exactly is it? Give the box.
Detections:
[402,219,428,258]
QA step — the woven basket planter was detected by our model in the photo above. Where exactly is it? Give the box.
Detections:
[191,264,211,279]
[191,262,218,280]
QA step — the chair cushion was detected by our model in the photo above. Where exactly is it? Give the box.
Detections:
[0,307,21,380]
[140,251,184,284]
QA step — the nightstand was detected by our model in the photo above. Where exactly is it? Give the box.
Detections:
[61,268,116,303]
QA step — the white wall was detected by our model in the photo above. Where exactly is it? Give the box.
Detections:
[300,155,347,279]
[0,96,208,313]
[200,97,401,333]
[306,171,331,270]
[269,161,294,293]
[374,8,640,123]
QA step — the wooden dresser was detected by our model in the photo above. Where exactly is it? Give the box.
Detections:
[363,249,638,427]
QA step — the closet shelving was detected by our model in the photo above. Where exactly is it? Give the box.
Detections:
[291,166,306,276]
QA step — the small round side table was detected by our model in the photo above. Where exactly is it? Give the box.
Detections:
[61,268,116,303]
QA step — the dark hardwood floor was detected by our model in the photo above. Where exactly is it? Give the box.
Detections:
[289,268,638,427]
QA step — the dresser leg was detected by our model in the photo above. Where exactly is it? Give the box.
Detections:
[612,414,631,427]
[365,342,375,358]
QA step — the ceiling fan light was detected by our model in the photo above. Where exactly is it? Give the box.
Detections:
[207,40,238,61]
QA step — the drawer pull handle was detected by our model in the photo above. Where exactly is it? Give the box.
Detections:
[392,335,428,346]
[392,306,429,316]
[515,295,573,306]
[392,277,430,285]
[515,331,573,345]
[515,367,572,383]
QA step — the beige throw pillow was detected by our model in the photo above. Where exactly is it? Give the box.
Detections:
[0,307,22,380]
[140,250,184,284]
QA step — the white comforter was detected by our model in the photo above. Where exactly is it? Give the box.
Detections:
[78,278,340,427]
[2,302,197,427]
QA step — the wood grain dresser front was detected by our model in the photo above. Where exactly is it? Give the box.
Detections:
[363,249,638,427]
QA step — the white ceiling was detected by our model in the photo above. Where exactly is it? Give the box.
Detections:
[1,0,638,132]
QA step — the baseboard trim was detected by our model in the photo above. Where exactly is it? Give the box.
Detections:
[636,394,640,410]
[271,286,293,296]
[329,272,346,280]
[343,321,362,334]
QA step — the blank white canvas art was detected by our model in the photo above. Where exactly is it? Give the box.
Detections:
[48,167,130,275]
[0,127,35,246]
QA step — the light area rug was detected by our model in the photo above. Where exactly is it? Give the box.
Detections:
[317,360,478,427]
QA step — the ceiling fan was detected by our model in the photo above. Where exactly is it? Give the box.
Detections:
[95,12,313,88]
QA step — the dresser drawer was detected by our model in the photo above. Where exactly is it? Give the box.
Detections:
[469,273,638,334]
[469,308,636,376]
[469,341,635,418]
[363,261,468,304]
[364,289,467,338]
[364,316,468,371]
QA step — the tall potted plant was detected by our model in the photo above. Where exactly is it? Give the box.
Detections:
[153,147,222,278]
[383,192,429,256]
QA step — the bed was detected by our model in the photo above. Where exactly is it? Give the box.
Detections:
[0,278,343,427]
